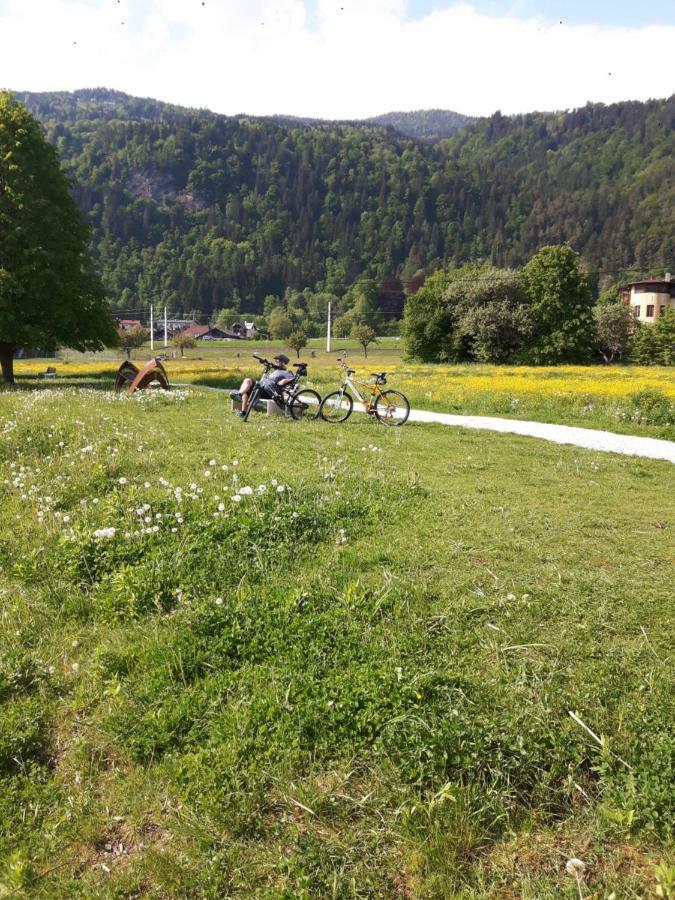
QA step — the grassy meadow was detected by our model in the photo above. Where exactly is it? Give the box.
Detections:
[0,384,673,897]
[14,347,675,440]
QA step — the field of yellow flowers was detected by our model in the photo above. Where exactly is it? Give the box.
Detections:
[14,354,675,438]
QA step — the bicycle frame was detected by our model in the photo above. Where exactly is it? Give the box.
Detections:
[334,370,383,410]
[242,355,319,421]
[321,353,410,426]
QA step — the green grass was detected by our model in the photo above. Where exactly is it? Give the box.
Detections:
[0,388,673,897]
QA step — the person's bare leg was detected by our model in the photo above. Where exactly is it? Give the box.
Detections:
[239,377,254,412]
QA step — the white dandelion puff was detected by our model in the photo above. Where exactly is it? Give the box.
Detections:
[566,859,585,877]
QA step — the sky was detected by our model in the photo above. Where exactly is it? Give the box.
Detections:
[1,0,673,119]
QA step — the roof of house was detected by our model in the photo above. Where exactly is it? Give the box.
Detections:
[118,319,141,327]
[624,277,673,289]
[182,324,211,336]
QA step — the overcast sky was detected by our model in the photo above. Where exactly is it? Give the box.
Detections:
[1,0,673,119]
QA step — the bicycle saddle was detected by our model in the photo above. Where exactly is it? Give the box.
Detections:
[370,372,387,379]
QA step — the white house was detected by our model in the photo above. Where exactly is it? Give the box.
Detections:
[622,275,675,323]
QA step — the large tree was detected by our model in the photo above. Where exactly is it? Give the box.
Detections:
[522,245,594,364]
[593,301,635,363]
[401,269,458,363]
[0,93,116,384]
[402,265,532,363]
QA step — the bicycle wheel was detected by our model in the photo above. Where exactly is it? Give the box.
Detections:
[320,391,353,423]
[289,388,322,420]
[242,384,260,422]
[374,390,410,426]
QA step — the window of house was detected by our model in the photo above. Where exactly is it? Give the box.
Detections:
[634,284,669,294]
[646,305,655,317]
[633,306,641,318]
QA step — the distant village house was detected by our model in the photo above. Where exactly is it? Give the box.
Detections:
[621,275,674,323]
[181,324,243,341]
[231,321,258,338]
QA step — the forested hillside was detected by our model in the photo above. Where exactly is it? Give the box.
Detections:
[367,108,476,140]
[17,89,675,317]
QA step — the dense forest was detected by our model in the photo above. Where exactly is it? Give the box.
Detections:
[16,89,675,318]
[366,109,476,140]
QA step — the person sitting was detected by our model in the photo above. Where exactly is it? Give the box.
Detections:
[232,354,293,417]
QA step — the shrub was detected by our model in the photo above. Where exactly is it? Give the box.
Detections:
[622,389,674,426]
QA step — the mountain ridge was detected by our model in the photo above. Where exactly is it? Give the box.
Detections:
[12,88,675,316]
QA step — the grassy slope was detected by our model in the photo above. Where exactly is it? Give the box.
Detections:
[0,388,673,898]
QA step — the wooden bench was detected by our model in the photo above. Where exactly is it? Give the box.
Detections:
[37,366,57,379]
[231,397,286,417]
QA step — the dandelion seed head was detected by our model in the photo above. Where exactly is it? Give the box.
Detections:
[566,858,586,877]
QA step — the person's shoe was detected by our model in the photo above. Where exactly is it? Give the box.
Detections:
[236,410,247,419]
[230,391,243,401]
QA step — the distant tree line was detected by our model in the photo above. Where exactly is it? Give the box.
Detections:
[402,245,675,365]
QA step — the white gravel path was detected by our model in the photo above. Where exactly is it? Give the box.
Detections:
[405,408,675,463]
[177,384,675,464]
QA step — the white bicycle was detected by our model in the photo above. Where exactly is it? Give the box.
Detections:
[319,354,410,426]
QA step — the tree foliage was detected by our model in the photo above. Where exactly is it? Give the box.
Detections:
[594,302,635,363]
[350,323,377,357]
[172,332,196,357]
[522,246,594,364]
[268,307,293,340]
[287,330,308,358]
[631,309,675,365]
[402,266,533,363]
[0,92,116,383]
[118,326,149,359]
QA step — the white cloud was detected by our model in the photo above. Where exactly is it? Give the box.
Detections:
[1,0,673,118]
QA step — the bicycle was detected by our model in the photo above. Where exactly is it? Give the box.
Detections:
[319,353,410,426]
[240,354,322,422]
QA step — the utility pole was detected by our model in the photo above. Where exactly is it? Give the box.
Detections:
[164,306,168,348]
[150,304,154,352]
[326,301,332,353]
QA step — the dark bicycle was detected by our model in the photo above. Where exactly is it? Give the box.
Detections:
[241,354,322,422]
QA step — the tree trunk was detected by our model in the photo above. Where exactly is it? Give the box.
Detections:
[363,344,368,357]
[0,342,16,386]
[126,348,131,360]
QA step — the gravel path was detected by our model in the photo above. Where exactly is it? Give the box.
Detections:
[405,408,675,463]
[178,384,675,464]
